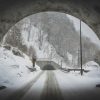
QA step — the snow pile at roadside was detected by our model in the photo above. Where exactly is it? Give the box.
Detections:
[83,61,100,77]
[83,61,99,70]
[0,45,39,87]
[61,61,100,78]
[67,61,100,77]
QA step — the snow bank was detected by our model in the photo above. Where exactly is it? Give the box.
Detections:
[65,61,100,77]
[0,46,39,87]
[83,61,100,77]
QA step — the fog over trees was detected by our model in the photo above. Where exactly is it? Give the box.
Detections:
[3,12,100,67]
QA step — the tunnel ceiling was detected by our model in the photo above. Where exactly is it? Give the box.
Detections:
[0,0,100,41]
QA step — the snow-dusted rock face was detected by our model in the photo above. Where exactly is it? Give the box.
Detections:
[21,24,69,67]
[0,45,37,87]
[3,14,74,68]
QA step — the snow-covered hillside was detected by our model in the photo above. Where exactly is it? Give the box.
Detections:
[20,21,73,68]
[0,45,39,88]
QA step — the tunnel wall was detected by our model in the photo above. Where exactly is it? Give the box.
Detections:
[0,0,100,41]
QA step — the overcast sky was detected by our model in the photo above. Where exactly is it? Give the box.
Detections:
[66,14,100,46]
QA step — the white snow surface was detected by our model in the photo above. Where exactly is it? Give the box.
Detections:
[83,61,100,77]
[55,61,100,93]
[0,46,40,87]
[54,70,100,100]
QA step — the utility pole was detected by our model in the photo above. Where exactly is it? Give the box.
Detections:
[78,48,80,68]
[80,20,83,75]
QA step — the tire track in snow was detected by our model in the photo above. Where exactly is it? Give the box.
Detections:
[6,71,44,100]
[40,71,64,100]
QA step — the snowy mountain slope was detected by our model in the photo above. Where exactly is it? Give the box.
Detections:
[20,23,72,68]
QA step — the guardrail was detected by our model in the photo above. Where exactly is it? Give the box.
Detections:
[60,68,90,73]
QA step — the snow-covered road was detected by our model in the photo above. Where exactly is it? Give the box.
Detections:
[1,70,100,100]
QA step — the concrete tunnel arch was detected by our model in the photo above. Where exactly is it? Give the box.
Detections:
[0,0,100,42]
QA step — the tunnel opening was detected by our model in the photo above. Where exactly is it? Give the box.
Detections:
[42,64,55,70]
